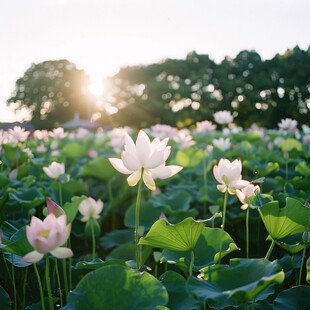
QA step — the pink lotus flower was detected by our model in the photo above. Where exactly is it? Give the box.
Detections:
[236,184,260,210]
[23,213,73,263]
[213,158,249,194]
[49,127,68,139]
[278,118,298,133]
[109,129,183,191]
[43,162,65,180]
[78,197,104,222]
[213,110,234,125]
[8,126,30,145]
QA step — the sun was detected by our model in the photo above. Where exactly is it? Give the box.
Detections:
[88,79,104,98]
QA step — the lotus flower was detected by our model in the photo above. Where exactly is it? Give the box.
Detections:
[194,120,217,133]
[213,110,234,125]
[79,197,104,222]
[236,184,260,210]
[23,213,73,263]
[8,126,30,145]
[278,118,298,133]
[212,137,231,151]
[213,158,249,194]
[109,129,183,191]
[43,161,65,180]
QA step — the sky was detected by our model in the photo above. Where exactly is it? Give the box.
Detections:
[1,0,310,122]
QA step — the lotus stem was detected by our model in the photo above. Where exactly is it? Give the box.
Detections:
[298,242,307,285]
[55,259,63,307]
[135,176,143,269]
[62,259,69,298]
[34,263,45,310]
[246,207,250,258]
[221,189,228,230]
[45,255,54,310]
[91,220,96,260]
[189,250,195,277]
[265,239,275,260]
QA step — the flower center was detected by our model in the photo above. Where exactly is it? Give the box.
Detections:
[39,229,50,239]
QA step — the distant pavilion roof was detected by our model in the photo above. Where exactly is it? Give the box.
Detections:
[60,113,100,130]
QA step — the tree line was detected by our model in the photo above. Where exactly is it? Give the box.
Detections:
[7,46,310,129]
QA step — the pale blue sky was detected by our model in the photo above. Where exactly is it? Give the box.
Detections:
[1,0,310,121]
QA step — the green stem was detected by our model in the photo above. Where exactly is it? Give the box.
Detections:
[62,259,69,298]
[11,254,17,310]
[134,177,143,269]
[55,259,63,307]
[22,267,28,310]
[45,255,54,310]
[202,153,208,218]
[246,208,250,258]
[298,243,307,285]
[108,180,116,230]
[34,264,45,310]
[189,250,195,277]
[91,220,96,260]
[221,189,228,230]
[58,182,63,206]
[265,239,275,260]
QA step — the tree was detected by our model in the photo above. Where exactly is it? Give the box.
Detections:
[7,59,100,129]
[105,48,310,129]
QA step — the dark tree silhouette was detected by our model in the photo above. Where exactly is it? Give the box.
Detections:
[7,59,100,129]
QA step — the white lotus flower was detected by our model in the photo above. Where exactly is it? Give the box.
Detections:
[213,158,249,194]
[109,130,183,191]
[213,110,234,125]
[43,162,65,180]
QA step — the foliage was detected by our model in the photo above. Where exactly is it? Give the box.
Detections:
[105,47,310,128]
[0,122,309,309]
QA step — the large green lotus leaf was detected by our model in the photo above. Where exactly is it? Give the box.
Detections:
[106,243,152,263]
[124,201,164,230]
[63,196,87,223]
[8,187,45,208]
[307,257,310,284]
[243,161,279,176]
[3,252,31,267]
[62,142,86,159]
[161,227,239,270]
[0,286,10,310]
[62,265,168,310]
[259,197,310,239]
[150,190,192,213]
[0,226,32,256]
[81,157,115,180]
[175,148,205,168]
[106,243,135,261]
[100,229,134,249]
[280,138,302,152]
[75,258,127,270]
[249,193,273,209]
[296,161,310,176]
[275,233,309,254]
[160,271,201,310]
[139,217,205,251]
[2,144,29,165]
[0,174,9,187]
[188,258,284,307]
[273,286,310,310]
